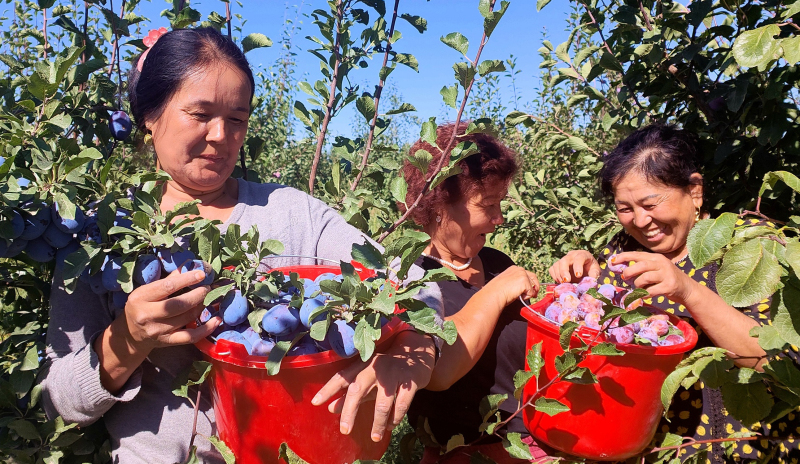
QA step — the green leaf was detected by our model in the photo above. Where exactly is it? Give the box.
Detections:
[278,443,308,464]
[717,239,782,307]
[207,436,235,464]
[760,171,800,197]
[732,24,781,69]
[204,283,235,306]
[171,361,212,400]
[661,365,694,412]
[687,213,738,267]
[354,317,381,361]
[526,341,544,378]
[562,366,598,384]
[453,62,476,89]
[567,136,589,152]
[781,36,800,64]
[400,13,427,33]
[558,321,578,350]
[483,0,509,37]
[479,393,507,421]
[720,381,773,425]
[752,325,789,352]
[266,332,307,375]
[351,241,385,269]
[445,434,464,453]
[590,342,625,357]
[385,103,416,115]
[9,419,40,441]
[389,176,408,206]
[512,370,535,400]
[502,433,532,460]
[241,33,273,53]
[534,397,569,416]
[477,59,506,76]
[537,0,552,11]
[440,84,458,108]
[394,53,419,72]
[441,32,469,56]
[420,117,438,148]
[505,111,530,126]
[786,239,800,278]
[356,95,376,121]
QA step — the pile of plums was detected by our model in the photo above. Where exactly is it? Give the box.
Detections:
[202,272,383,359]
[543,277,685,347]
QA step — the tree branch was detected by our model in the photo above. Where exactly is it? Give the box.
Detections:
[377,1,497,243]
[308,0,344,195]
[349,0,401,192]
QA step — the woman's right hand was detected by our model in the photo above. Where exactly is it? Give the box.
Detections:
[548,250,600,283]
[484,265,540,306]
[95,268,220,393]
[120,268,218,352]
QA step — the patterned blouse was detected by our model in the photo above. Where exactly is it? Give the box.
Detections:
[597,221,799,463]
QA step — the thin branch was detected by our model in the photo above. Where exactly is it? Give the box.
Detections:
[526,113,602,158]
[187,387,202,450]
[42,7,48,60]
[638,0,653,31]
[377,1,497,243]
[226,2,232,39]
[308,0,344,195]
[349,0,401,192]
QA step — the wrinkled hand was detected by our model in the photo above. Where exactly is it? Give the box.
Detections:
[485,265,540,305]
[615,251,695,303]
[312,330,435,443]
[549,250,600,283]
[119,269,219,353]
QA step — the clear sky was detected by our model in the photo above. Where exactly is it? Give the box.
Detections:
[132,0,573,140]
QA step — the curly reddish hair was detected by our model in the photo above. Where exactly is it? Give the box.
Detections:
[400,122,519,226]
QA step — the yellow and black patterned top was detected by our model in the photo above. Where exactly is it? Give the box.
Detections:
[597,221,800,464]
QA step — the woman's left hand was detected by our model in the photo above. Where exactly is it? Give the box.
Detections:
[312,330,435,443]
[614,251,696,304]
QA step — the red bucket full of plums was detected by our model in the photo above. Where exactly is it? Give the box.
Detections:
[194,262,405,464]
[519,279,698,461]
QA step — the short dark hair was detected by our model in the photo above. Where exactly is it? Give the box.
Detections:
[400,122,519,226]
[127,27,255,130]
[600,124,703,200]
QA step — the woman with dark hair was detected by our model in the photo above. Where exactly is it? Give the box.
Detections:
[400,123,549,463]
[548,124,798,462]
[40,27,441,463]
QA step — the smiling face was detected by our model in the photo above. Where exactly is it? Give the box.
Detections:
[429,182,508,261]
[147,63,251,194]
[613,170,703,261]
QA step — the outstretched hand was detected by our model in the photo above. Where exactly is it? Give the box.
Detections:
[485,265,540,306]
[549,250,601,283]
[312,330,435,443]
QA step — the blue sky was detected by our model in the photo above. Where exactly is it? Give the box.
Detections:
[132,0,573,140]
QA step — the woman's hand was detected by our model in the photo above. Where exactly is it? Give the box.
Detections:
[549,250,601,283]
[484,266,540,307]
[311,330,435,443]
[95,269,221,393]
[615,251,766,369]
[614,251,694,303]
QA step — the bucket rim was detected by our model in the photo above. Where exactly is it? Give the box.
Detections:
[520,288,698,356]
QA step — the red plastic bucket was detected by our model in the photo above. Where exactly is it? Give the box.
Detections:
[520,286,698,461]
[195,264,404,464]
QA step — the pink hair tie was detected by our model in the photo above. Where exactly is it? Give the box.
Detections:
[137,27,169,72]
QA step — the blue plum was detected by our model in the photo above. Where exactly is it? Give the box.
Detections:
[7,210,24,239]
[25,238,55,263]
[182,259,215,288]
[299,296,326,328]
[215,330,252,354]
[251,339,275,356]
[289,336,320,356]
[220,289,249,326]
[199,307,216,323]
[20,203,51,241]
[42,222,73,249]
[157,248,195,274]
[597,284,617,300]
[327,320,357,358]
[0,238,27,258]
[51,203,85,234]
[88,272,107,295]
[55,240,80,266]
[302,279,320,298]
[109,110,133,141]
[102,256,125,292]
[261,304,300,337]
[134,254,162,285]
[314,272,340,284]
[111,291,129,311]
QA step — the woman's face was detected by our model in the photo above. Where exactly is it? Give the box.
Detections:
[613,170,703,261]
[147,63,251,194]
[431,182,508,260]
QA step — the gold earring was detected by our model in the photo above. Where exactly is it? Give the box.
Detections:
[435,214,442,223]
[143,133,152,145]
[695,208,701,223]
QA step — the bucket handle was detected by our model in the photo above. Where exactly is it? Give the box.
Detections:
[260,254,342,265]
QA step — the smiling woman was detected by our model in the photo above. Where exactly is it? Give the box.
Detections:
[40,27,442,464]
[546,124,800,463]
